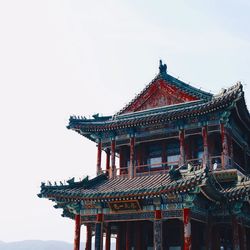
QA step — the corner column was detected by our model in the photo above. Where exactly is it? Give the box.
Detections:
[129,134,135,178]
[95,213,104,250]
[202,126,209,169]
[179,129,185,166]
[111,138,116,178]
[96,139,102,175]
[183,208,191,250]
[154,209,162,250]
[232,215,240,250]
[220,123,229,168]
[74,214,81,250]
[85,224,92,250]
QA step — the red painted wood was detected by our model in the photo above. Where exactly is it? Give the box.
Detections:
[106,148,110,175]
[202,126,209,168]
[116,224,121,250]
[97,141,102,175]
[183,208,191,250]
[122,79,198,114]
[179,130,185,166]
[155,210,162,220]
[74,214,81,250]
[136,222,142,250]
[220,123,229,168]
[85,224,92,250]
[105,224,111,250]
[126,222,131,250]
[129,136,135,178]
[111,139,116,177]
[97,213,103,222]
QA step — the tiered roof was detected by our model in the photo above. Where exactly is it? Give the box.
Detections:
[39,167,250,204]
[67,61,249,141]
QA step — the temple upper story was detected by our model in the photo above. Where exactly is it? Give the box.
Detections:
[67,61,250,179]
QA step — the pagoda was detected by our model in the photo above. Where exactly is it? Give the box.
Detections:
[38,61,250,250]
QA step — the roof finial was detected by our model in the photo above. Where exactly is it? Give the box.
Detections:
[159,59,167,74]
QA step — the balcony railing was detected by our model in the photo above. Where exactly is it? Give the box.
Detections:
[102,155,246,178]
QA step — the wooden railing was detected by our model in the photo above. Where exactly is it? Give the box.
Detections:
[101,155,246,177]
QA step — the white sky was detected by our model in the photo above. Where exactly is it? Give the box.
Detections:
[0,0,250,244]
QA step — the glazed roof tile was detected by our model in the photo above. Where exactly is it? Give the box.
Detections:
[68,82,243,133]
[39,167,207,201]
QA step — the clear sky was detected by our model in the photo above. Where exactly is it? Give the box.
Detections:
[0,0,250,243]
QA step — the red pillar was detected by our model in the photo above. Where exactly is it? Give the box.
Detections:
[183,208,191,250]
[85,224,92,250]
[96,140,102,175]
[74,214,81,250]
[129,136,135,178]
[106,148,110,177]
[126,222,131,250]
[136,222,142,250]
[111,138,116,177]
[105,223,111,250]
[202,126,209,169]
[232,215,240,250]
[119,147,123,176]
[116,224,121,250]
[220,123,229,168]
[179,129,185,166]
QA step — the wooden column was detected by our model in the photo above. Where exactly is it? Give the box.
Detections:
[126,222,131,250]
[179,129,185,166]
[74,214,81,250]
[240,222,247,250]
[183,208,191,250]
[205,217,212,250]
[202,126,209,169]
[129,135,135,178]
[232,215,240,250]
[96,140,102,175]
[105,223,111,250]
[95,213,103,250]
[119,147,123,175]
[85,224,92,250]
[111,138,116,178]
[116,224,121,250]
[136,222,142,250]
[154,210,162,250]
[220,123,229,168]
[106,148,110,177]
[212,225,220,250]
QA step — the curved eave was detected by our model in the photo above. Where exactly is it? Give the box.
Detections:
[234,95,250,131]
[201,171,250,203]
[38,169,207,202]
[69,96,233,133]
